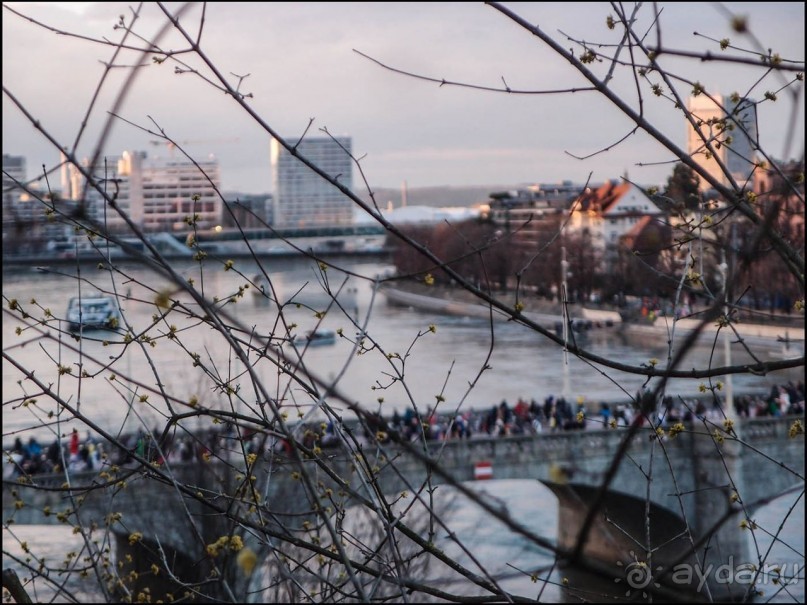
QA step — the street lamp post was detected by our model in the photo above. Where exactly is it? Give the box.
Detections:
[718,257,734,419]
[561,246,570,402]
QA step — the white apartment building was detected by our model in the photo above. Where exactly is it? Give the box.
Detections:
[687,94,758,191]
[270,136,353,229]
[68,150,222,233]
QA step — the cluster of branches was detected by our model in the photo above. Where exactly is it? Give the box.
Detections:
[2,3,804,604]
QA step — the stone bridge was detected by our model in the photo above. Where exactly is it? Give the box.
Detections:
[3,415,804,601]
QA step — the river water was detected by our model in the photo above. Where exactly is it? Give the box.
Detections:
[2,257,803,602]
[3,257,798,440]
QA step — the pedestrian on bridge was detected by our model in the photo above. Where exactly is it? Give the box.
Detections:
[68,428,79,463]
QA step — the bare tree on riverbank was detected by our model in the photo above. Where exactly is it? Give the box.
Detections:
[2,3,804,603]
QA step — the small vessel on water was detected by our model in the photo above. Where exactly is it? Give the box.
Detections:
[287,285,359,313]
[304,329,336,346]
[65,294,121,332]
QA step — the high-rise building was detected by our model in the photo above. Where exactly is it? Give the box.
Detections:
[270,136,353,229]
[2,154,28,224]
[68,151,222,233]
[687,94,758,191]
[2,153,68,252]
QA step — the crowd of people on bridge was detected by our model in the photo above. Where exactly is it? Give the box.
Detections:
[3,428,106,479]
[733,382,805,418]
[386,395,589,443]
[380,379,804,443]
[4,380,803,480]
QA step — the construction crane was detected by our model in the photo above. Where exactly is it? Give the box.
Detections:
[148,137,240,157]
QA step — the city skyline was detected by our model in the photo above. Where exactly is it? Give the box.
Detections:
[3,2,804,196]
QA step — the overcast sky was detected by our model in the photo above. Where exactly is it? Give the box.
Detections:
[3,2,804,195]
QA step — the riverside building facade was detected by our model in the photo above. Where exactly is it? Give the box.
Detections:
[270,136,354,229]
[484,183,582,248]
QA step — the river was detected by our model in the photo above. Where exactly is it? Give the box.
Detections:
[2,257,797,440]
[2,257,803,602]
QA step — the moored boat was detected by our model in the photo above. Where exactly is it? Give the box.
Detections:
[65,294,121,332]
[304,329,336,346]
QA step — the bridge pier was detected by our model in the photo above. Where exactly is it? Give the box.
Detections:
[112,531,216,602]
[543,424,756,602]
[545,481,753,601]
[690,420,752,602]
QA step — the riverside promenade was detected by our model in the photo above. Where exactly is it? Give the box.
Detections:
[378,281,805,355]
[379,281,621,331]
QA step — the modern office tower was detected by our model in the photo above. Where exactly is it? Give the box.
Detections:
[68,150,222,233]
[270,136,353,229]
[687,94,758,191]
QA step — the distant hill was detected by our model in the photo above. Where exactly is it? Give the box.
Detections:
[360,185,510,208]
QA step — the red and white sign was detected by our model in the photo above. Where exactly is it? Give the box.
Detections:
[474,461,493,480]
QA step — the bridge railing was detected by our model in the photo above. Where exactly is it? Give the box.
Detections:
[5,414,799,489]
